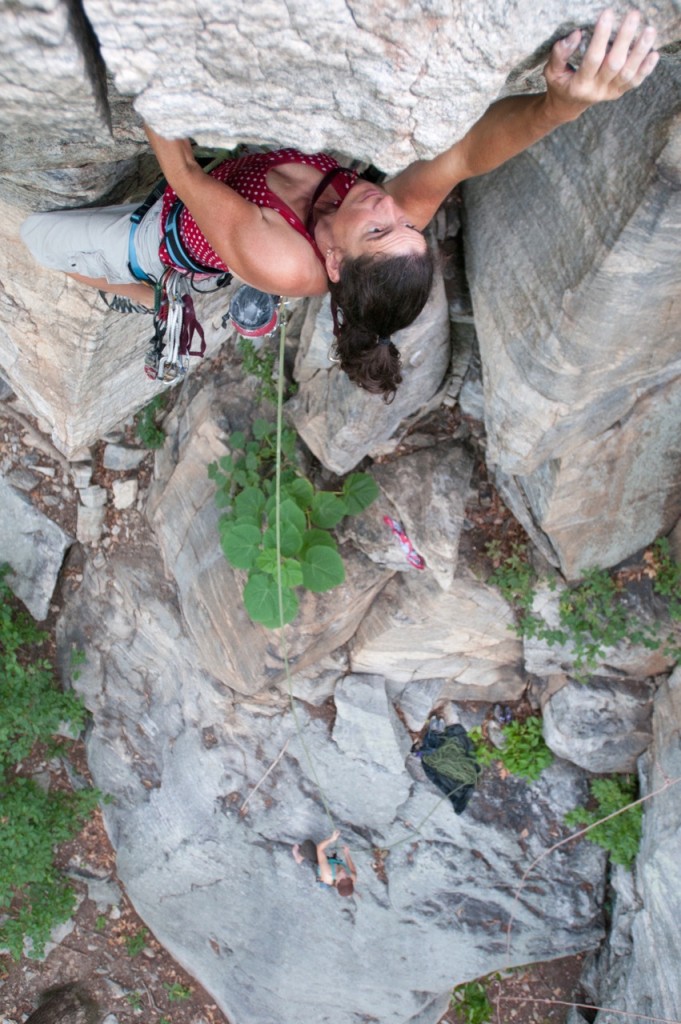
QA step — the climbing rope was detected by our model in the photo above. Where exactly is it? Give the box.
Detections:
[268,302,484,861]
[272,299,336,835]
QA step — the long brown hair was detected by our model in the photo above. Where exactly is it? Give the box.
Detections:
[328,250,434,402]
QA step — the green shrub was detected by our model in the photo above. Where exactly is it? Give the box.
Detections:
[164,982,192,1001]
[488,541,681,674]
[0,568,99,959]
[470,717,553,782]
[565,775,642,869]
[135,394,167,449]
[450,979,494,1024]
[124,926,149,956]
[208,420,378,629]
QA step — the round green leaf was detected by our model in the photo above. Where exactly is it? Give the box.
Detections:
[235,487,266,520]
[255,549,279,575]
[228,431,245,450]
[252,419,275,440]
[283,478,314,511]
[301,529,338,554]
[267,497,307,534]
[279,558,303,588]
[342,472,380,515]
[310,491,347,529]
[243,573,299,628]
[263,521,303,557]
[301,545,345,592]
[220,523,262,569]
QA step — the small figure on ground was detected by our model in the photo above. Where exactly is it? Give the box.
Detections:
[293,829,357,896]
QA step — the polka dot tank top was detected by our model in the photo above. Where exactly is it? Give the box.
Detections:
[158,149,356,273]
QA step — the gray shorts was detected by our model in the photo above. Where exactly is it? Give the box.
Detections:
[20,198,165,285]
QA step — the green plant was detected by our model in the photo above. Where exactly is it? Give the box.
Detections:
[158,1018,172,1024]
[0,567,99,959]
[208,419,379,628]
[450,980,493,1024]
[135,393,167,449]
[126,991,144,1011]
[651,538,681,621]
[69,646,86,681]
[565,775,642,869]
[489,543,681,674]
[164,982,192,1002]
[237,337,278,405]
[470,717,553,782]
[124,926,148,956]
[95,914,107,932]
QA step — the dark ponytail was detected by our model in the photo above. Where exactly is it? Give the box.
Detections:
[328,250,434,403]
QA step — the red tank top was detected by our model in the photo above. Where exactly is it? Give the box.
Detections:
[158,149,356,273]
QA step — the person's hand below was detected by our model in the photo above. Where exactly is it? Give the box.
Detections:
[544,7,659,121]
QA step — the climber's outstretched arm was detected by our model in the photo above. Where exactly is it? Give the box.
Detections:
[386,8,659,227]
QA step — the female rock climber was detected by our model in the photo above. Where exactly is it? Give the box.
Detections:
[292,829,358,897]
[21,9,658,399]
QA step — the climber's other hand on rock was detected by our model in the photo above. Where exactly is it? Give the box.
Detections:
[544,8,659,121]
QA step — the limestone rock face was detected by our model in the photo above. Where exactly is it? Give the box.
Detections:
[146,360,395,694]
[0,475,73,620]
[577,668,681,1022]
[340,440,474,589]
[350,571,525,701]
[58,540,607,1024]
[542,676,655,774]
[82,0,681,172]
[462,60,681,577]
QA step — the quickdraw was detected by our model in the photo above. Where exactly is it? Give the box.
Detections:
[144,270,207,383]
[383,515,426,570]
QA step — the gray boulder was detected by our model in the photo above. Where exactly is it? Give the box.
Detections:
[146,359,395,694]
[577,666,681,1024]
[0,475,72,619]
[350,570,525,701]
[340,440,474,589]
[542,676,655,774]
[83,0,681,173]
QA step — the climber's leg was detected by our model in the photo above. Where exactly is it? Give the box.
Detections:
[67,272,155,308]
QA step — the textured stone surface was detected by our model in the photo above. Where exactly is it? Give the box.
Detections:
[0,0,109,172]
[542,676,655,774]
[146,362,394,694]
[350,571,525,700]
[340,441,474,588]
[0,475,73,620]
[84,1,681,173]
[287,269,451,475]
[576,667,681,1024]
[58,542,607,1024]
[524,582,679,681]
[462,60,681,576]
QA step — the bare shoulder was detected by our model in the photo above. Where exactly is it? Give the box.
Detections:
[231,218,329,296]
[383,143,470,228]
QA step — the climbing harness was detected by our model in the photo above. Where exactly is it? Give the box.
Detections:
[129,154,233,383]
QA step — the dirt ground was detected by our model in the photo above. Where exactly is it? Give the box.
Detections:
[0,397,591,1024]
